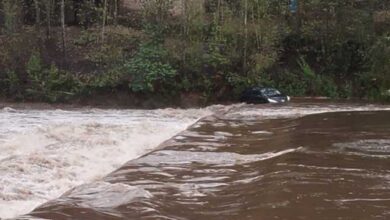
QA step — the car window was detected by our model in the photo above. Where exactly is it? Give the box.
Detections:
[261,88,281,96]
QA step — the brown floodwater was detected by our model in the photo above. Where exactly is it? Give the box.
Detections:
[21,103,390,220]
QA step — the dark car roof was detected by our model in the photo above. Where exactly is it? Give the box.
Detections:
[244,87,280,93]
[240,87,288,103]
[244,87,264,92]
[242,87,284,98]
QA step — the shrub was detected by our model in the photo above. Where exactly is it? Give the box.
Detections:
[2,70,22,98]
[25,54,82,102]
[297,57,338,97]
[273,70,307,96]
[124,42,177,93]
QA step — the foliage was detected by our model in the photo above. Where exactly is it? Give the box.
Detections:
[2,70,22,98]
[25,54,81,102]
[273,70,308,96]
[76,27,142,67]
[124,41,176,93]
[1,0,19,34]
[0,0,389,103]
[73,30,98,46]
[297,57,338,97]
[81,69,124,93]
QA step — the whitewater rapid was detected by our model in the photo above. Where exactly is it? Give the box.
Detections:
[0,107,215,219]
[1,102,390,219]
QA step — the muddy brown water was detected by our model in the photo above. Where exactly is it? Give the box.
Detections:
[22,104,390,220]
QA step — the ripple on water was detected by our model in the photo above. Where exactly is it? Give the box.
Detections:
[333,139,390,157]
[135,148,300,166]
[3,103,390,220]
[62,181,153,209]
[0,107,213,219]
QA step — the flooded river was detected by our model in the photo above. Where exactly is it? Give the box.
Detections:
[1,102,390,219]
[0,107,215,219]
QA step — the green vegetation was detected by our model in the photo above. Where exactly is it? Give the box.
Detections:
[0,0,389,105]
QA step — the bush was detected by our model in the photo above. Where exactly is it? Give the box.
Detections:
[297,57,338,97]
[274,70,307,96]
[2,70,23,98]
[82,69,124,92]
[124,42,177,93]
[25,54,82,102]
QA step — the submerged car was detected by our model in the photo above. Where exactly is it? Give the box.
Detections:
[240,87,290,104]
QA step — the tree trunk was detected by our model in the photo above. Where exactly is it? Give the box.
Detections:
[296,0,302,34]
[216,0,224,24]
[243,0,248,74]
[45,0,51,39]
[61,0,66,66]
[102,0,107,44]
[181,0,187,36]
[217,0,221,24]
[34,0,40,31]
[114,0,118,26]
[181,0,187,68]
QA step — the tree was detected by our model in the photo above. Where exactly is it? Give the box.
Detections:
[34,0,40,31]
[243,0,248,74]
[113,0,118,25]
[1,0,20,34]
[45,0,52,39]
[61,0,66,65]
[101,0,107,43]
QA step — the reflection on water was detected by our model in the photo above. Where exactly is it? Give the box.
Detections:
[6,102,390,219]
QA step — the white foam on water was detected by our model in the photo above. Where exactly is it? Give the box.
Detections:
[1,103,389,219]
[0,107,214,219]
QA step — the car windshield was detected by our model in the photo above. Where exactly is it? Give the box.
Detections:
[261,88,281,96]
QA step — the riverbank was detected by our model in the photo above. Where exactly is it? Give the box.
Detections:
[0,91,210,109]
[1,95,389,111]
[1,2,389,106]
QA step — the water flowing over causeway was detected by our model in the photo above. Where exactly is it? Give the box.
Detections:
[1,102,390,219]
[0,107,215,219]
